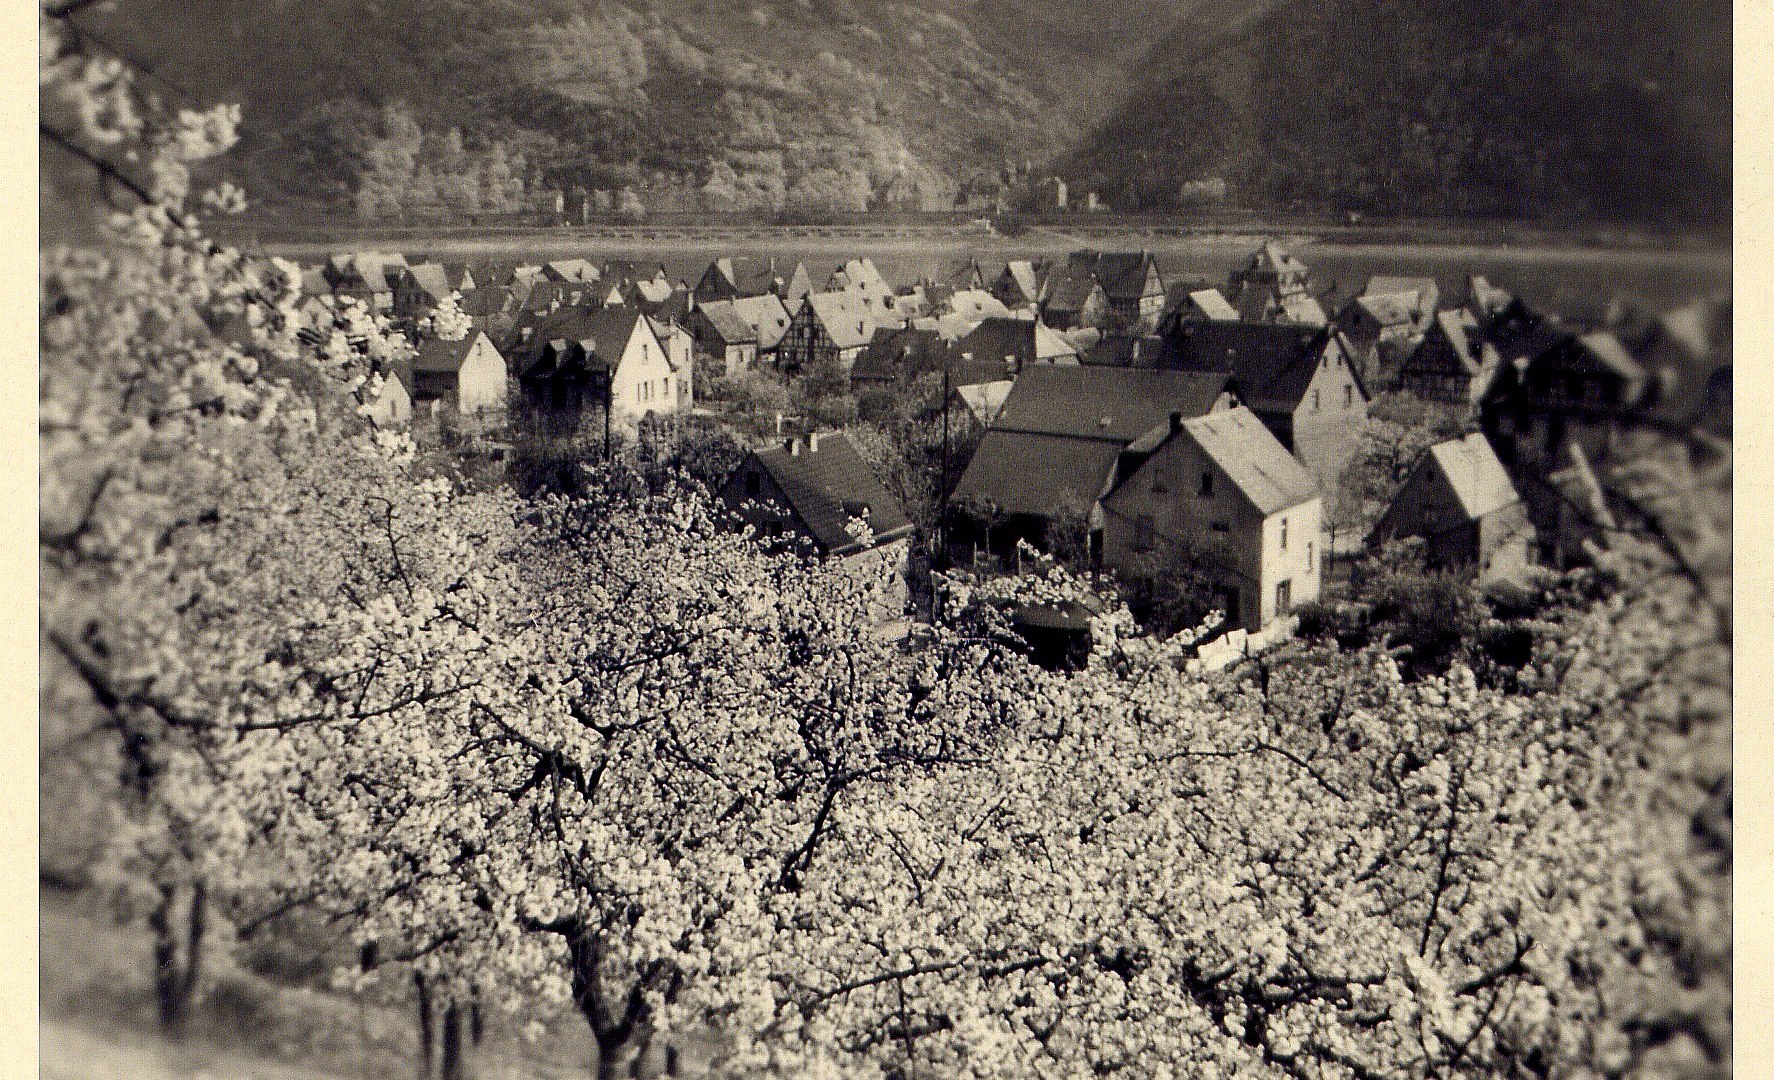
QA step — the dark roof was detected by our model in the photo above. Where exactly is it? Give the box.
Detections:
[1090,251,1161,302]
[852,325,957,383]
[413,332,493,375]
[518,307,649,375]
[991,365,1237,443]
[1080,333,1168,368]
[958,317,1076,368]
[748,433,913,555]
[1165,319,1322,383]
[1041,261,1103,314]
[951,431,1124,518]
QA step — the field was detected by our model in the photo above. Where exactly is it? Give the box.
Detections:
[242,222,1731,323]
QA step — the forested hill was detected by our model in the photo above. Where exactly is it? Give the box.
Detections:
[55,0,1728,227]
[1057,0,1731,227]
[63,0,1183,218]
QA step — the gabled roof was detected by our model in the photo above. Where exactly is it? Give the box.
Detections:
[1350,292,1418,328]
[747,433,913,555]
[1278,293,1329,326]
[1178,407,1318,515]
[542,259,599,283]
[945,289,1014,322]
[1248,242,1308,277]
[951,431,1124,518]
[696,300,759,346]
[1164,321,1354,414]
[957,317,1077,368]
[990,365,1239,443]
[1423,309,1492,375]
[953,380,1014,425]
[1425,433,1521,521]
[802,291,876,349]
[1188,289,1240,321]
[403,263,453,302]
[1573,331,1646,382]
[852,325,958,382]
[1041,264,1105,314]
[520,307,651,376]
[1090,251,1161,301]
[1000,260,1042,305]
[1080,333,1167,369]
[732,293,793,350]
[413,331,494,374]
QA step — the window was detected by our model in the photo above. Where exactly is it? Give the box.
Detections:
[1132,514,1154,552]
[1210,522,1229,534]
[1275,579,1293,616]
[1199,471,1214,497]
[1306,541,1315,569]
[1311,388,1320,411]
[1344,384,1354,407]
[1279,517,1288,550]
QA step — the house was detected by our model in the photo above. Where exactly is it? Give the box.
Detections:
[951,380,1015,427]
[956,316,1078,373]
[944,256,987,291]
[1079,333,1168,369]
[1367,433,1533,582]
[850,325,960,388]
[365,364,414,428]
[1336,291,1424,390]
[777,291,877,374]
[1361,276,1439,331]
[717,433,915,616]
[1088,251,1167,333]
[542,258,599,284]
[1038,260,1110,330]
[1479,327,1652,475]
[515,308,684,425]
[731,293,793,358]
[991,259,1045,312]
[1398,308,1503,410]
[647,315,695,408]
[686,301,759,375]
[1176,288,1240,323]
[948,365,1242,561]
[940,289,1015,325]
[411,331,508,415]
[827,258,899,318]
[1101,406,1321,633]
[1227,243,1324,325]
[693,256,788,305]
[394,263,454,319]
[1613,296,1732,442]
[1162,321,1369,495]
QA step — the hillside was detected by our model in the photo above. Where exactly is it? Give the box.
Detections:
[50,0,1728,228]
[62,0,1189,220]
[1058,0,1731,227]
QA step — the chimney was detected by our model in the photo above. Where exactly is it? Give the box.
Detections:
[786,437,802,456]
[1169,410,1184,434]
[807,432,821,452]
[774,410,785,435]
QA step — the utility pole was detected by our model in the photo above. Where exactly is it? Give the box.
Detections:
[603,370,612,463]
[939,358,951,566]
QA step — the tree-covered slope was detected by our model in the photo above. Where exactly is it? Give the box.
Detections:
[68,0,1190,217]
[1059,0,1730,226]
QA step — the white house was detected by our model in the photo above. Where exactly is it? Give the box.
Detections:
[412,331,508,415]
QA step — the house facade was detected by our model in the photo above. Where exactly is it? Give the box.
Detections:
[686,301,758,375]
[1163,322,1369,497]
[1368,433,1533,582]
[412,331,508,415]
[1101,406,1322,633]
[1398,309,1501,410]
[778,292,876,374]
[516,308,684,426]
[717,432,915,619]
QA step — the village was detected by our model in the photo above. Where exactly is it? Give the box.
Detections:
[291,239,1732,668]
